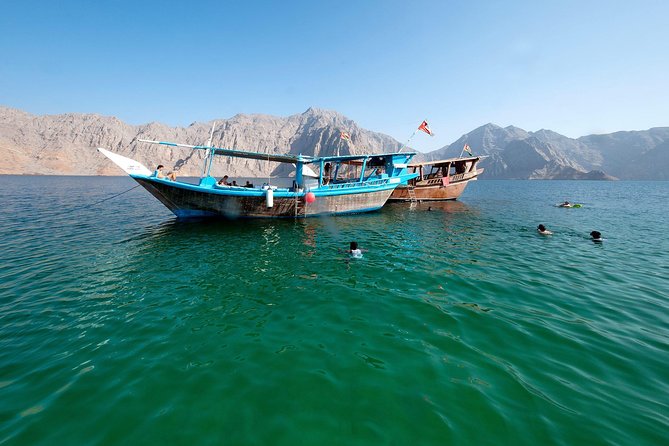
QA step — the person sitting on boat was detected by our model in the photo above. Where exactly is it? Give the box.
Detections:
[155,165,176,181]
[217,175,231,186]
[590,231,603,242]
[232,180,239,187]
[323,163,332,185]
[245,180,254,188]
[537,224,553,235]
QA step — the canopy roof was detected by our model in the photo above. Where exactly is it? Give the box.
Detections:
[138,139,415,165]
[408,155,485,168]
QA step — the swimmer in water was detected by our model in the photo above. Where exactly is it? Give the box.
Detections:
[537,224,553,235]
[559,201,572,208]
[349,241,364,258]
[590,231,602,242]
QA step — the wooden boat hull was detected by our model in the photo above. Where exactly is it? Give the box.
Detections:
[389,180,471,201]
[135,177,396,218]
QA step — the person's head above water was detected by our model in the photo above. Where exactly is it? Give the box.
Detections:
[348,241,363,258]
[590,231,602,239]
[537,224,553,235]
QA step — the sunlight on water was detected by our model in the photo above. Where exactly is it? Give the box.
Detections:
[1,177,668,445]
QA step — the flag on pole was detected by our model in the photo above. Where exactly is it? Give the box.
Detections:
[463,143,473,155]
[340,131,352,142]
[418,120,433,136]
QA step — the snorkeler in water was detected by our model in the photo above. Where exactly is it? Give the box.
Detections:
[590,231,603,242]
[349,241,364,258]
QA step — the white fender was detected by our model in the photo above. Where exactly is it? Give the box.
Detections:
[266,188,274,208]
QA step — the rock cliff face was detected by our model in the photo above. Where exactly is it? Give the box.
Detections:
[1,105,667,179]
[0,106,400,177]
[578,128,669,179]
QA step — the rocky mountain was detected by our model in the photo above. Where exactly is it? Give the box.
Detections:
[426,123,668,180]
[0,106,401,177]
[424,123,600,179]
[1,106,667,179]
[578,128,669,180]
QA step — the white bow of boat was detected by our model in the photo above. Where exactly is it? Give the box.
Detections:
[98,148,152,176]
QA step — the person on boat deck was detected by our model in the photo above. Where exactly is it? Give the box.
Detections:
[218,175,231,186]
[155,165,176,181]
[323,163,332,185]
[537,224,553,235]
[232,180,238,187]
[245,180,254,188]
[590,231,603,242]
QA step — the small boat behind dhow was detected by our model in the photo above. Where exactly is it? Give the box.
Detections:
[98,140,417,219]
[388,155,485,202]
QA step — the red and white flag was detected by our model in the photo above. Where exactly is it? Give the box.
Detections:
[340,131,352,142]
[418,120,433,136]
[463,143,473,155]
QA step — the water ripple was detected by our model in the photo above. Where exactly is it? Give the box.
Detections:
[1,177,668,445]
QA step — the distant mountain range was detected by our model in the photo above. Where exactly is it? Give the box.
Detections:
[1,105,667,180]
[430,123,669,180]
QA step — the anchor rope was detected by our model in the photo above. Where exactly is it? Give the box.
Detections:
[72,184,141,212]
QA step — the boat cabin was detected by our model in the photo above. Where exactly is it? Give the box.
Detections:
[408,156,481,186]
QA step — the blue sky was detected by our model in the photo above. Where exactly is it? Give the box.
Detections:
[1,0,668,151]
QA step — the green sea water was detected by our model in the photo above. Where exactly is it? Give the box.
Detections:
[1,176,668,445]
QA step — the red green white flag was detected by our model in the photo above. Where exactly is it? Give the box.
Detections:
[418,120,433,136]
